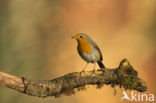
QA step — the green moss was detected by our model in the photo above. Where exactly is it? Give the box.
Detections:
[63,88,76,96]
[124,66,138,76]
[124,77,131,84]
[122,77,135,89]
[141,81,147,87]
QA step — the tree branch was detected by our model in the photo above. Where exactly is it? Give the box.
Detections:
[0,59,147,98]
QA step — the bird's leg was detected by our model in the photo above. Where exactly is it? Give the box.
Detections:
[93,62,96,72]
[81,63,88,72]
[91,62,96,75]
[102,68,105,74]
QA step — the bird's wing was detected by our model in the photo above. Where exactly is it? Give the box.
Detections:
[93,43,103,61]
[87,37,103,61]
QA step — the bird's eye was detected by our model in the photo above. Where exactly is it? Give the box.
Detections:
[80,35,83,38]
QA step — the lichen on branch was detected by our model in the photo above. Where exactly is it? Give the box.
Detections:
[0,59,147,98]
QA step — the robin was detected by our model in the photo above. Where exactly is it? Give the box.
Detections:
[72,33,105,72]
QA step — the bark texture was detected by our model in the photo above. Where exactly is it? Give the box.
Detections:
[0,59,147,98]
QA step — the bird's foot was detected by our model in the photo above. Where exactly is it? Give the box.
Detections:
[90,69,96,76]
[97,68,105,75]
[101,68,105,75]
[80,70,85,75]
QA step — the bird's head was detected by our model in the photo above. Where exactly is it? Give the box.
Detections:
[72,33,88,41]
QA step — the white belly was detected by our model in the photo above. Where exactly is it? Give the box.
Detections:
[81,49,100,63]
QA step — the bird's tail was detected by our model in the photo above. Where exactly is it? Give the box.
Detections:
[97,61,105,69]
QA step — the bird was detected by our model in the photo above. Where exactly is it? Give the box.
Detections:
[72,33,105,72]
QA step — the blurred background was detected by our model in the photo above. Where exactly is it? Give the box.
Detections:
[0,0,156,103]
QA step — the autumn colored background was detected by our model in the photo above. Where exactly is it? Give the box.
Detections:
[0,0,156,103]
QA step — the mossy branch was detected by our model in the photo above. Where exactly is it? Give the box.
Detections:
[0,59,147,98]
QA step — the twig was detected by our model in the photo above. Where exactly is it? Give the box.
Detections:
[0,59,147,98]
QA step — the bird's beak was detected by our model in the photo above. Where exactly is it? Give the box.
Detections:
[72,36,77,39]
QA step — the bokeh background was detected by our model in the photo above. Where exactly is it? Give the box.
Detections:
[0,0,156,103]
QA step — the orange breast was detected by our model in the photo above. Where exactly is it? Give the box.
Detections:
[78,39,92,54]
